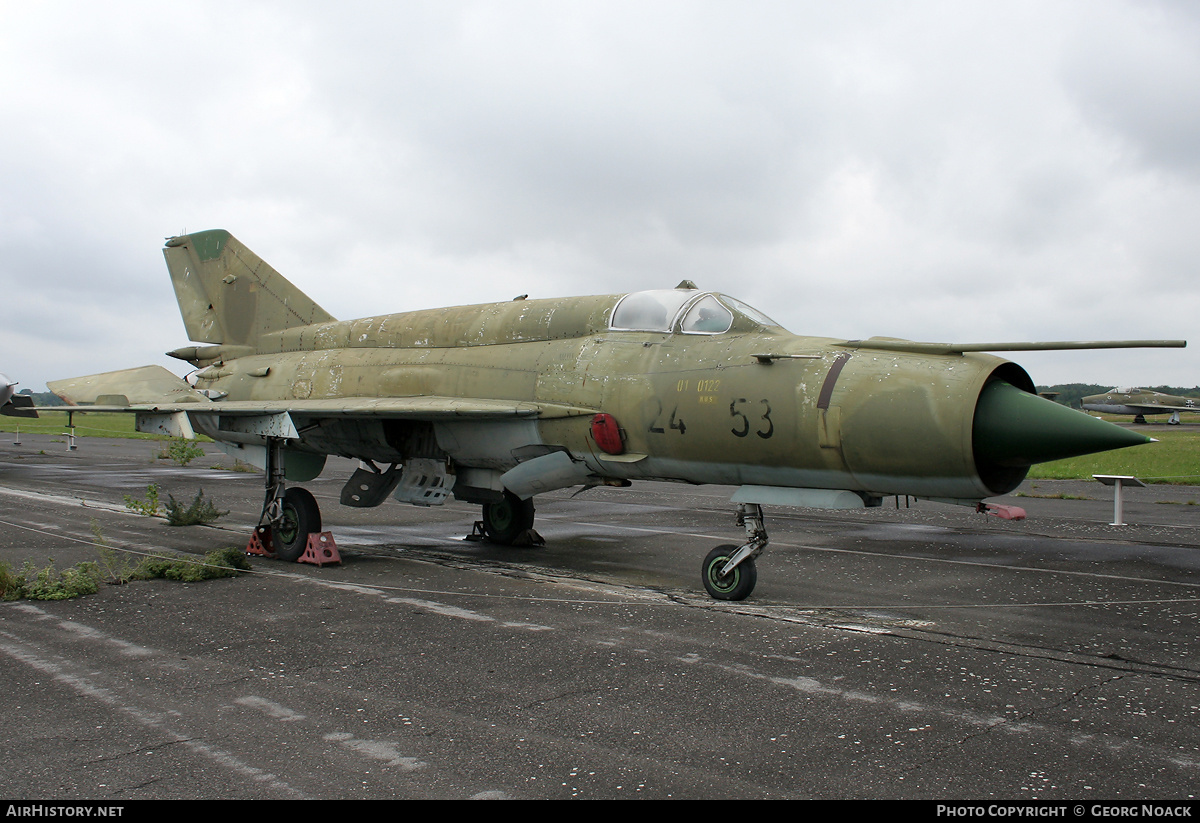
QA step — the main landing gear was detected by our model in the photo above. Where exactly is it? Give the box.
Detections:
[470,490,544,546]
[702,503,768,601]
[247,439,340,566]
[273,487,322,561]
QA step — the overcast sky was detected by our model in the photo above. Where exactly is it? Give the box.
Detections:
[2,0,1198,392]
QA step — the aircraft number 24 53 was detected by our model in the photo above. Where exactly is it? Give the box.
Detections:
[646,397,775,439]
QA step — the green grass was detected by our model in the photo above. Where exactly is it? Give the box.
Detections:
[0,558,103,600]
[0,411,167,440]
[1027,429,1200,484]
[1,546,251,601]
[129,547,250,582]
[1,411,212,444]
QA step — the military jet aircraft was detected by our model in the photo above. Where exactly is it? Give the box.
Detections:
[45,230,1185,600]
[1082,388,1198,425]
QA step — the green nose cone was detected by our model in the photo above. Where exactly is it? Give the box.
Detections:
[974,380,1152,467]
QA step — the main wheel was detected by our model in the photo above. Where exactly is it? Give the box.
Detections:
[702,544,757,601]
[481,491,535,545]
[273,487,322,562]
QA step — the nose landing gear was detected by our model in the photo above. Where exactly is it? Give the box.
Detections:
[701,503,768,601]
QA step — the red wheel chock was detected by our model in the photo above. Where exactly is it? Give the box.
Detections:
[299,531,341,566]
[246,526,276,558]
[245,527,342,566]
[977,502,1027,520]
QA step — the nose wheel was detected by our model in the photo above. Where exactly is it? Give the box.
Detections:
[701,503,768,601]
[702,545,758,600]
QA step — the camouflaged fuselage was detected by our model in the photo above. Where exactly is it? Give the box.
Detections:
[191,291,1026,500]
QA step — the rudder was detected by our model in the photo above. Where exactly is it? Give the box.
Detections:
[163,230,336,346]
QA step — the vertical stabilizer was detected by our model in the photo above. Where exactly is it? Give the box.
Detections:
[163,230,336,346]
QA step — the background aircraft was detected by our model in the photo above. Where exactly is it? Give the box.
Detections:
[43,230,1184,600]
[1082,388,1198,425]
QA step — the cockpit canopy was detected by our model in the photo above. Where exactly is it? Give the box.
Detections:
[609,290,780,335]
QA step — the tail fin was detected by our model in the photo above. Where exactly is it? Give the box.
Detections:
[163,230,336,346]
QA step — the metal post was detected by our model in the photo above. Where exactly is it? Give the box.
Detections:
[1093,475,1145,526]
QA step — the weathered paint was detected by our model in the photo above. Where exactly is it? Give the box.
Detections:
[49,231,1156,511]
[160,230,1134,501]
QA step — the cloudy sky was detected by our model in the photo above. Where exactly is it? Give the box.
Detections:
[2,0,1198,392]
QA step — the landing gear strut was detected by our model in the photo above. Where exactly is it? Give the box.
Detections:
[702,503,768,601]
[248,437,338,565]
